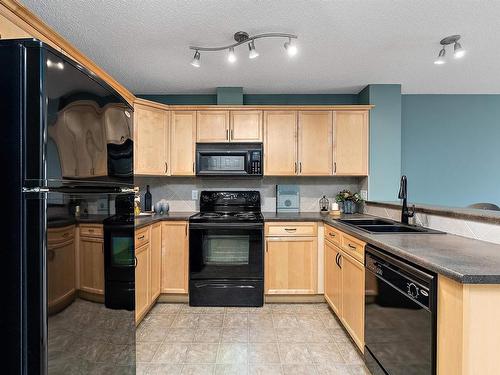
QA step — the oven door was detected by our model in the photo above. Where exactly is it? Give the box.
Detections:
[189,222,264,280]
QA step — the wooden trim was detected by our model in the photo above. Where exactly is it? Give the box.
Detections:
[168,105,374,111]
[134,98,169,111]
[0,0,134,104]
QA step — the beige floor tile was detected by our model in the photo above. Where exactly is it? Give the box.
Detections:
[221,327,248,343]
[248,314,274,328]
[136,342,161,362]
[142,313,176,327]
[307,343,344,364]
[215,363,249,375]
[278,343,313,364]
[137,363,183,375]
[329,328,351,343]
[318,312,342,329]
[347,364,372,375]
[249,327,277,343]
[165,328,197,343]
[248,343,280,363]
[294,304,321,314]
[198,313,224,327]
[275,328,308,343]
[136,323,168,343]
[249,363,283,375]
[194,327,222,343]
[270,304,299,314]
[223,313,249,328]
[282,364,317,375]
[336,343,364,365]
[172,314,200,328]
[151,343,189,364]
[185,343,218,364]
[216,343,248,364]
[181,364,215,375]
[273,314,301,329]
[153,303,184,314]
[315,363,351,375]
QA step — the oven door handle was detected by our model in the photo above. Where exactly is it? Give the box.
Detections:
[189,222,264,230]
[193,283,256,289]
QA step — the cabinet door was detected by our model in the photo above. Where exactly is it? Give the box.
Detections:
[334,111,369,175]
[298,111,333,175]
[264,111,297,175]
[79,237,104,295]
[324,240,342,317]
[170,111,196,175]
[230,111,262,142]
[47,239,75,311]
[340,251,365,351]
[197,111,229,142]
[150,223,161,301]
[135,243,150,323]
[134,104,168,175]
[265,237,317,294]
[161,222,189,294]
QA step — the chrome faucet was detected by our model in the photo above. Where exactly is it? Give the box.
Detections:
[398,175,415,224]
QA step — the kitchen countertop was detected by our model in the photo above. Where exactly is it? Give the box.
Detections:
[135,212,195,229]
[48,214,109,228]
[264,212,500,284]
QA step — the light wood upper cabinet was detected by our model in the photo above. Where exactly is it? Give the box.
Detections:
[161,221,189,294]
[230,110,263,142]
[170,111,196,176]
[135,243,150,322]
[340,251,365,351]
[334,111,369,175]
[197,110,230,142]
[298,111,333,175]
[265,236,318,295]
[134,103,169,175]
[79,235,104,295]
[264,111,297,176]
[324,239,342,316]
[150,223,162,301]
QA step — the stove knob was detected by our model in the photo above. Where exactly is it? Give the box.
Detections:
[407,283,419,298]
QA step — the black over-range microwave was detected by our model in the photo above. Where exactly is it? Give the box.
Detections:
[196,143,263,177]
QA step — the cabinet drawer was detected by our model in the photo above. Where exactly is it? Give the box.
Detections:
[265,222,317,237]
[135,226,150,248]
[79,224,103,238]
[342,233,365,263]
[48,225,75,244]
[324,225,341,247]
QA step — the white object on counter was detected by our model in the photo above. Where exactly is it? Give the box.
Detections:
[331,202,339,211]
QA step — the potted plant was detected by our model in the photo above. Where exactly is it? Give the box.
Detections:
[335,190,363,214]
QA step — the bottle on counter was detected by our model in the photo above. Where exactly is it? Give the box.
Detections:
[144,185,152,212]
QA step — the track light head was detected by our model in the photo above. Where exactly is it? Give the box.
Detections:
[284,38,298,57]
[453,42,466,59]
[434,47,446,65]
[190,50,201,68]
[248,41,259,59]
[227,47,237,63]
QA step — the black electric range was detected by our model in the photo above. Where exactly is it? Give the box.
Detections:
[189,191,264,307]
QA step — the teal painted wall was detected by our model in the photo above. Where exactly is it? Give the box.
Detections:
[402,95,500,207]
[359,85,402,201]
[137,94,358,105]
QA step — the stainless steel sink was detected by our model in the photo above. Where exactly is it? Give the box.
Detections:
[339,218,444,234]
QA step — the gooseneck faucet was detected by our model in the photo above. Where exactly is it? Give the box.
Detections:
[398,175,415,224]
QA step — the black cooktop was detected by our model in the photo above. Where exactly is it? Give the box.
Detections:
[189,211,263,223]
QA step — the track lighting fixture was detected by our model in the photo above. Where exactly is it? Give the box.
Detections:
[190,50,201,68]
[189,31,298,67]
[434,35,466,65]
[248,41,259,59]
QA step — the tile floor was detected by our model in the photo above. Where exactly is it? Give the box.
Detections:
[136,303,371,375]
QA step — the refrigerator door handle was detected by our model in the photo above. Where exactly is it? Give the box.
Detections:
[22,187,49,193]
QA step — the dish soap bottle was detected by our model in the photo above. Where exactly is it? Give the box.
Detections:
[144,185,152,212]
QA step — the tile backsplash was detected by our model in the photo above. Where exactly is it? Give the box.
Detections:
[136,176,365,213]
[364,203,500,245]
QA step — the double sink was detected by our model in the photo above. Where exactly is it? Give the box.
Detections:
[338,218,444,234]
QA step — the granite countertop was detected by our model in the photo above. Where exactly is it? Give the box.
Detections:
[264,212,500,284]
[135,212,196,229]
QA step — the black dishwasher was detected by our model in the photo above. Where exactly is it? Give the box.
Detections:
[364,246,437,375]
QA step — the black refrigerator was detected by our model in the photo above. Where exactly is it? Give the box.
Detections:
[1,39,136,374]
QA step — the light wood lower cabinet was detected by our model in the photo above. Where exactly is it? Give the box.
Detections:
[324,239,342,316]
[324,224,365,352]
[79,225,104,295]
[135,242,150,322]
[265,222,318,295]
[150,223,162,301]
[161,221,189,294]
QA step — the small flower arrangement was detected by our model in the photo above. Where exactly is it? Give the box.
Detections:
[335,190,363,203]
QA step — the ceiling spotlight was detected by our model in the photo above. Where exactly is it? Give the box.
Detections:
[56,62,64,70]
[284,38,298,57]
[454,42,466,59]
[46,59,53,68]
[248,41,259,59]
[190,50,201,68]
[227,47,237,63]
[434,48,446,65]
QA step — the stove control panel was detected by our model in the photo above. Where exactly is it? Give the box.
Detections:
[250,151,262,175]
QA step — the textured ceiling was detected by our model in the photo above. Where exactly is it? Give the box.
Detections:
[21,0,500,94]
